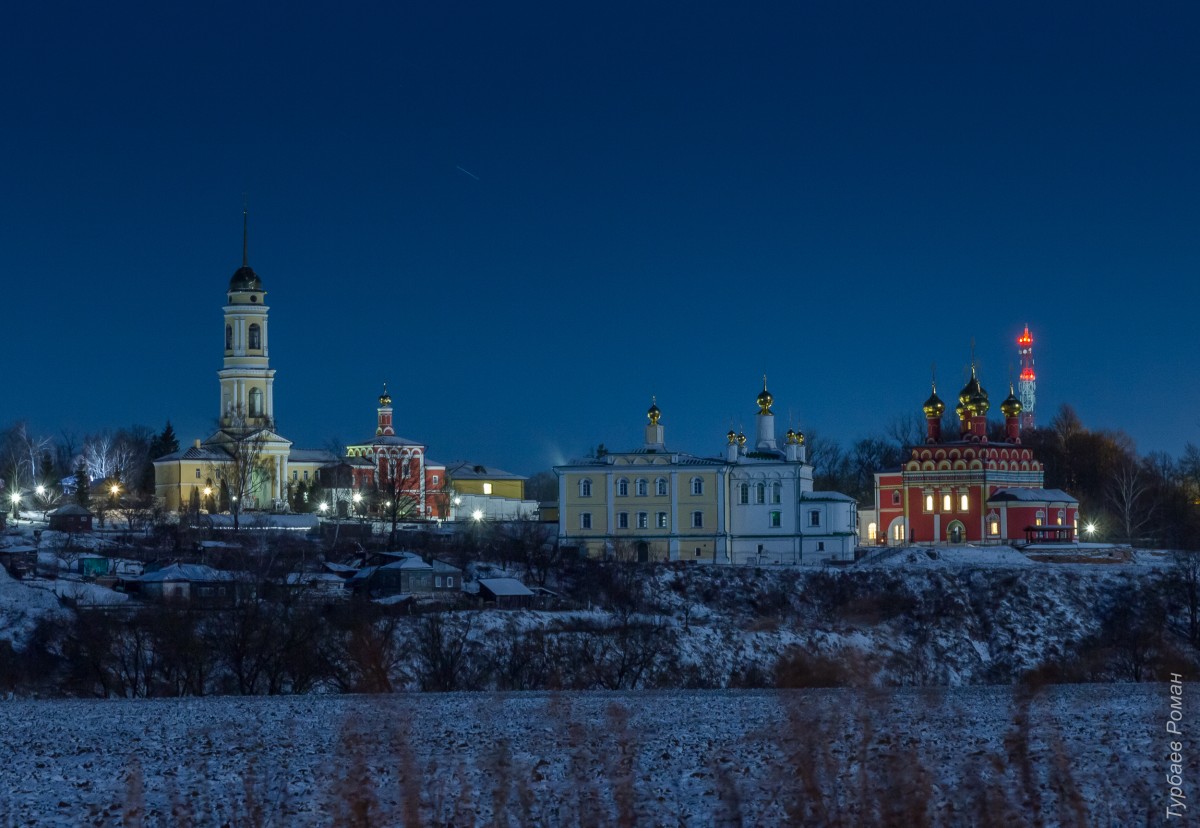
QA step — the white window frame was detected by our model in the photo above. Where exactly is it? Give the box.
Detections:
[580,512,592,529]
[691,510,703,528]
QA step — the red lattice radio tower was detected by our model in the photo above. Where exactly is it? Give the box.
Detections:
[1017,324,1036,430]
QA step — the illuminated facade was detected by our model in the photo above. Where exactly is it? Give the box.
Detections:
[344,387,448,519]
[555,386,858,564]
[872,363,1077,546]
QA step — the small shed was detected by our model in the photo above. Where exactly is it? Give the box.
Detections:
[478,577,535,609]
[48,504,93,533]
[78,555,111,578]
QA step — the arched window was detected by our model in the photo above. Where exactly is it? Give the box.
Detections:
[739,483,749,504]
[248,387,264,418]
[689,477,702,496]
[248,323,261,350]
[756,483,766,504]
[1035,510,1045,526]
[225,324,232,350]
[636,478,648,496]
[771,482,781,504]
[656,478,668,496]
[616,478,628,497]
[892,490,901,506]
[580,479,592,498]
[1056,509,1065,526]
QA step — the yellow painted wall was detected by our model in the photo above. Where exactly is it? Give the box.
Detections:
[452,478,525,499]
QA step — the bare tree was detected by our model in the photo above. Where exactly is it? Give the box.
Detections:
[1107,461,1158,545]
[207,407,277,533]
[1170,550,1200,646]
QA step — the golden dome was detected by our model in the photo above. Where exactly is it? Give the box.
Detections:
[955,401,967,421]
[726,429,737,444]
[378,383,392,407]
[1000,384,1023,418]
[922,384,945,419]
[959,365,988,415]
[756,376,774,414]
[795,430,805,445]
[736,432,747,446]
[647,396,661,425]
[785,428,796,444]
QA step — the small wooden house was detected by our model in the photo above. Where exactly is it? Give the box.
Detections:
[348,552,463,599]
[48,504,93,533]
[133,563,242,607]
[477,577,535,609]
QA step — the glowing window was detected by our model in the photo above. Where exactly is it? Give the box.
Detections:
[960,494,969,511]
[1035,510,1045,526]
[482,482,492,495]
[656,512,667,528]
[925,494,934,512]
[942,494,952,512]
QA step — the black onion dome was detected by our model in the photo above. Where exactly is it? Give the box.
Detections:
[229,266,263,292]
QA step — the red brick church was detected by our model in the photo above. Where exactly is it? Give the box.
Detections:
[873,364,1077,545]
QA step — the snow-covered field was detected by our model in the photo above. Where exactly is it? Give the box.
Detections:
[0,684,1180,826]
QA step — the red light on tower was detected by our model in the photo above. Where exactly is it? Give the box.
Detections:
[1017,325,1036,429]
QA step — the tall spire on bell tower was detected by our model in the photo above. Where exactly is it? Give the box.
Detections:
[219,206,274,430]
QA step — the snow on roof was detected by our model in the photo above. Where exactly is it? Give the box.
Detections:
[800,491,858,503]
[50,504,93,517]
[322,561,359,574]
[446,462,527,481]
[987,488,1078,504]
[478,577,534,597]
[288,448,341,463]
[139,563,236,583]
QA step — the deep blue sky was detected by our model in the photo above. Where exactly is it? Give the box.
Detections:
[3,2,1198,474]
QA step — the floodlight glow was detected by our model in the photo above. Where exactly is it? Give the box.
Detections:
[1086,523,1097,535]
[318,502,328,512]
[9,493,19,504]
[35,485,45,497]
[352,492,363,503]
[471,509,483,521]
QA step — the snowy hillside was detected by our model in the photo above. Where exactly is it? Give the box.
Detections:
[0,685,1172,826]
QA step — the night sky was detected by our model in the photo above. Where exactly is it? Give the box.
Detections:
[3,2,1198,474]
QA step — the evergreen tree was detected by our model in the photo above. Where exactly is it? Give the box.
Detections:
[218,480,230,513]
[74,460,90,508]
[144,421,180,493]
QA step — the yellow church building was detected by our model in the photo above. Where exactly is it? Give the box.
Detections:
[153,216,336,512]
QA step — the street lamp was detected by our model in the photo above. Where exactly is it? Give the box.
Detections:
[35,485,45,497]
[471,509,484,522]
[9,491,20,520]
[1085,522,1097,539]
[318,502,329,513]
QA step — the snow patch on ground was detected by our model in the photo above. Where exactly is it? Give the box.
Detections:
[0,685,1172,825]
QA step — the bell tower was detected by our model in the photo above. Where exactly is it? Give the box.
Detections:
[218,210,276,431]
